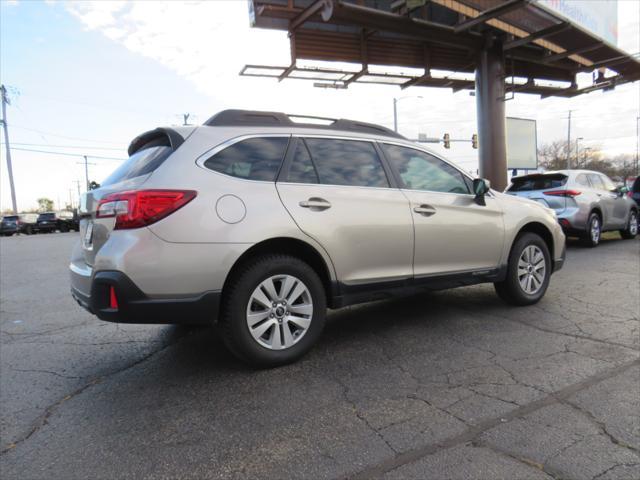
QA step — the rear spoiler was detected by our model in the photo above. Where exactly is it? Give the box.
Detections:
[127,128,186,157]
[512,172,567,181]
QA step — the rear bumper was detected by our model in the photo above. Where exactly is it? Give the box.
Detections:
[70,270,220,325]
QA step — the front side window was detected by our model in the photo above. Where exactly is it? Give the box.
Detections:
[304,138,389,188]
[382,144,469,194]
[599,175,616,191]
[204,137,289,181]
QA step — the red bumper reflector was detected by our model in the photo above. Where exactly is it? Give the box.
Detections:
[109,286,119,310]
[559,218,571,229]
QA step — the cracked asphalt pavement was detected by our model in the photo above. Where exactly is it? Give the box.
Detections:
[1,232,638,479]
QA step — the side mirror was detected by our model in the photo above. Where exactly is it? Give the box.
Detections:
[618,186,629,196]
[473,178,490,205]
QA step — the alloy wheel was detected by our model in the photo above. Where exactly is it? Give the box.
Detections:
[591,217,600,244]
[517,245,546,295]
[629,212,638,236]
[246,275,313,350]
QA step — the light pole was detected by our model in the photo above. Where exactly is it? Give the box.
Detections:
[393,95,423,133]
[575,137,583,168]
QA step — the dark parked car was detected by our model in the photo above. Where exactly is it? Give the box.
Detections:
[0,214,39,236]
[1,215,19,236]
[630,177,640,207]
[36,211,79,233]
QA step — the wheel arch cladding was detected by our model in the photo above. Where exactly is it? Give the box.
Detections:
[222,237,333,305]
[516,222,554,261]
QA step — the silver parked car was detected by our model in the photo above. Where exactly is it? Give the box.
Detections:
[70,110,566,366]
[506,170,638,247]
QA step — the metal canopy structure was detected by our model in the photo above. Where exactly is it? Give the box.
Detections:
[241,0,640,189]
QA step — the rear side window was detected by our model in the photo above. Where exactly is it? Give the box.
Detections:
[508,174,567,192]
[575,174,590,187]
[204,137,289,182]
[37,213,55,221]
[304,138,389,188]
[102,136,173,187]
[587,174,605,190]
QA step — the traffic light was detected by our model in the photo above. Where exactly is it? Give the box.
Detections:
[471,133,478,149]
[443,133,450,149]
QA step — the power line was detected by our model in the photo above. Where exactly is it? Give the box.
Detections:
[3,142,123,151]
[8,146,125,161]
[8,124,126,145]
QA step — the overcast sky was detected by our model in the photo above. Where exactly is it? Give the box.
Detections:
[1,0,639,211]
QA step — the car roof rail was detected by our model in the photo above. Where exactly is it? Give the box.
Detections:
[203,109,406,140]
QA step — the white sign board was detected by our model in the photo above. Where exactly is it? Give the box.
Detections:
[506,117,537,170]
[537,0,618,45]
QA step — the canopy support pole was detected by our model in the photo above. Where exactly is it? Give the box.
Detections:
[476,39,508,191]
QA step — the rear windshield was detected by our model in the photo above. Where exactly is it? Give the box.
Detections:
[507,174,567,192]
[37,213,56,221]
[102,137,173,187]
[2,216,18,221]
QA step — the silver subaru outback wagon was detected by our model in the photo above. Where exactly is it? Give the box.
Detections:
[70,109,566,366]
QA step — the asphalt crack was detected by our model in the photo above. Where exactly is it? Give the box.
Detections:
[1,329,191,455]
[347,357,640,480]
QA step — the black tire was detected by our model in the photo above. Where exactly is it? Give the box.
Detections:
[220,254,326,367]
[60,224,69,233]
[494,232,551,306]
[581,212,601,248]
[25,226,33,235]
[620,209,638,240]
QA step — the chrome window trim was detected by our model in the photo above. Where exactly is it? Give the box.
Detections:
[194,132,491,198]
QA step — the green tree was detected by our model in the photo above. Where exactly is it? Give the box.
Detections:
[37,198,54,212]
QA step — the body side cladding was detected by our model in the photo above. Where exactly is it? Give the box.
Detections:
[329,266,507,309]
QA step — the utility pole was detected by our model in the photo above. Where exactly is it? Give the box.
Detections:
[68,189,74,210]
[1,85,18,213]
[83,155,89,191]
[566,110,572,170]
[76,157,98,191]
[73,180,81,198]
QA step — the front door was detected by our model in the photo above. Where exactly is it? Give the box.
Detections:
[277,137,414,286]
[379,143,505,276]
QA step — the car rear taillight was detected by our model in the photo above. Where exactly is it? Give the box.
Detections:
[543,189,581,197]
[96,189,197,229]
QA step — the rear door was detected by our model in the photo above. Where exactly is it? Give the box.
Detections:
[380,143,504,276]
[276,137,413,286]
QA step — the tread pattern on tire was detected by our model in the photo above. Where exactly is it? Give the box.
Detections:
[219,253,326,367]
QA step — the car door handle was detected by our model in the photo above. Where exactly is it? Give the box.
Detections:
[299,198,331,211]
[413,205,437,216]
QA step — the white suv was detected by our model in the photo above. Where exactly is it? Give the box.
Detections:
[70,110,566,366]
